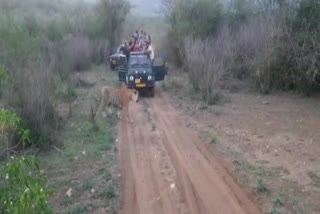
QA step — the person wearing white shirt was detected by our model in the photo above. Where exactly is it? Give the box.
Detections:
[145,42,154,61]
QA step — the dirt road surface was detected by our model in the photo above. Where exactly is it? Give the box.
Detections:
[118,89,261,214]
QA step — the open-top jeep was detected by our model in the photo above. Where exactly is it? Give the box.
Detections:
[117,52,166,97]
[109,45,127,70]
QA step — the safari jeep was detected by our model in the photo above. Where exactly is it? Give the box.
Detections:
[117,52,166,97]
[109,52,126,71]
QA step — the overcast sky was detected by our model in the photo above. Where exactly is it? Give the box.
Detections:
[83,0,162,16]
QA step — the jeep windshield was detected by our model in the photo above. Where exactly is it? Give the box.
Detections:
[129,55,151,68]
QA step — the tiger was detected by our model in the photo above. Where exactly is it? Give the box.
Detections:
[100,84,139,123]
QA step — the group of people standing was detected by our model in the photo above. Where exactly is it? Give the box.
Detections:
[118,29,154,62]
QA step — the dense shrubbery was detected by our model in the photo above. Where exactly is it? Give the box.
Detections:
[0,156,51,214]
[164,0,320,96]
[0,109,30,159]
[0,0,130,145]
[0,109,51,212]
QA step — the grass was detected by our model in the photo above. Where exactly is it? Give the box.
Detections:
[307,171,320,187]
[98,183,116,199]
[39,67,119,214]
[209,136,219,145]
[97,168,113,182]
[230,152,316,213]
[255,177,268,193]
[70,202,97,214]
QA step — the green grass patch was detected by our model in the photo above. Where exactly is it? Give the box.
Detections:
[97,168,113,182]
[98,183,116,199]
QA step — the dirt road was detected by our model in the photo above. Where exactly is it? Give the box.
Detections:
[118,89,261,214]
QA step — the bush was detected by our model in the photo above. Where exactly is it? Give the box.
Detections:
[0,108,33,159]
[0,16,59,145]
[164,0,223,65]
[0,65,9,97]
[272,0,320,94]
[0,0,131,145]
[15,60,59,145]
[0,156,52,214]
[63,37,93,71]
[165,0,320,95]
[183,37,225,104]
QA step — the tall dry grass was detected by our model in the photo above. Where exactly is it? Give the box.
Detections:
[183,36,226,104]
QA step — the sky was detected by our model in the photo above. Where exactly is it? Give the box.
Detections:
[83,0,163,16]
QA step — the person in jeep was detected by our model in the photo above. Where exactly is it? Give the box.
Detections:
[129,36,136,52]
[119,42,129,60]
[144,41,154,62]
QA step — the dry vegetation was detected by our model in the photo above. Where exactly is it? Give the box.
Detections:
[164,0,320,97]
[0,0,129,213]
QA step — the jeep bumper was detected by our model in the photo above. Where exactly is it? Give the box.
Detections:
[126,81,155,89]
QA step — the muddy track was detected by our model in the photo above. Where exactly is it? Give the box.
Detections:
[118,89,261,214]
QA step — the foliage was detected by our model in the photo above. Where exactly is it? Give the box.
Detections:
[273,0,320,94]
[0,65,8,96]
[0,0,131,145]
[183,37,225,104]
[0,109,32,158]
[0,156,52,214]
[164,0,223,65]
[0,108,21,136]
[164,0,320,95]
[94,0,131,51]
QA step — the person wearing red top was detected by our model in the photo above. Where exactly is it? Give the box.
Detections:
[133,43,141,52]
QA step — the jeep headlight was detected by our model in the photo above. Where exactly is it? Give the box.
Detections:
[129,75,134,81]
[147,75,152,81]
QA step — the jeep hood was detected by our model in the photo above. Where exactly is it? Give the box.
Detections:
[128,67,152,75]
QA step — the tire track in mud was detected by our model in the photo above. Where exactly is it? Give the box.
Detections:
[118,89,261,214]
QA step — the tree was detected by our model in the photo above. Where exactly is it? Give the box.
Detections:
[95,0,130,53]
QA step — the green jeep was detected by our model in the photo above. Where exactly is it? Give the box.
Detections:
[117,52,167,97]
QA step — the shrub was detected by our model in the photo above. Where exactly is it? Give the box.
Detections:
[63,37,93,71]
[183,37,225,104]
[0,156,52,214]
[274,0,320,94]
[0,109,32,159]
[0,65,9,97]
[164,0,223,65]
[0,0,132,146]
[165,0,320,95]
[15,60,59,145]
